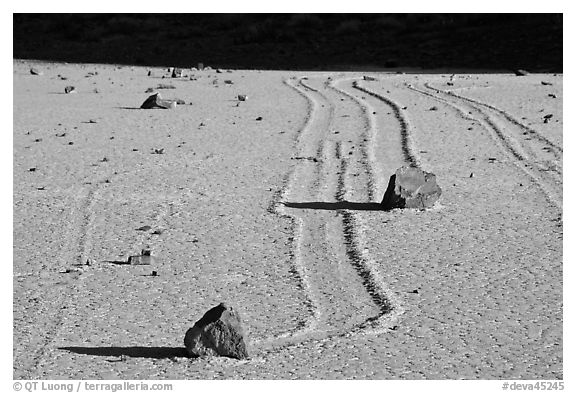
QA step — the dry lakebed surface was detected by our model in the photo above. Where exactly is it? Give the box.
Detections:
[13,60,563,379]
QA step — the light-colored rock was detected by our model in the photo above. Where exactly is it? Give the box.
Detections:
[380,166,442,210]
[127,249,155,265]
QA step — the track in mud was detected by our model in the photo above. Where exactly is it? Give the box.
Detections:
[259,74,413,353]
[406,81,562,211]
[20,176,179,379]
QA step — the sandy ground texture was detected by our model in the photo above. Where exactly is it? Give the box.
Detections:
[13,60,562,379]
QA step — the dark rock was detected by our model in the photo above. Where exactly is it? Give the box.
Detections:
[363,75,376,81]
[30,68,43,75]
[184,303,249,359]
[238,94,248,101]
[64,86,76,94]
[541,81,553,86]
[172,68,183,78]
[380,166,442,210]
[514,69,529,76]
[140,93,177,109]
[548,93,557,98]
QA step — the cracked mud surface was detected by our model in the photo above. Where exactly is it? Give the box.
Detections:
[13,61,562,379]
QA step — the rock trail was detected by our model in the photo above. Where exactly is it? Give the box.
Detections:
[406,81,562,210]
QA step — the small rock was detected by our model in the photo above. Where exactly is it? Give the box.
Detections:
[380,166,442,210]
[30,68,43,75]
[140,93,177,109]
[136,225,152,231]
[548,93,557,98]
[541,81,553,86]
[198,63,204,71]
[429,106,438,111]
[543,114,553,123]
[363,75,376,81]
[172,68,184,78]
[216,69,224,73]
[93,88,99,94]
[145,87,155,93]
[469,173,474,178]
[147,70,152,77]
[64,86,76,94]
[514,69,529,76]
[29,167,36,172]
[238,94,248,101]
[151,271,158,276]
[127,249,155,265]
[256,116,263,121]
[224,80,233,85]
[152,148,165,154]
[184,303,249,359]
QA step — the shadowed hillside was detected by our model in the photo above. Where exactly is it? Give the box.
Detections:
[13,14,562,72]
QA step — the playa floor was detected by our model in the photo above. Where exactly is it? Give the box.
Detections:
[13,61,562,379]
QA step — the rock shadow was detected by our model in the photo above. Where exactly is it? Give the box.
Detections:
[282,201,383,211]
[59,346,189,359]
